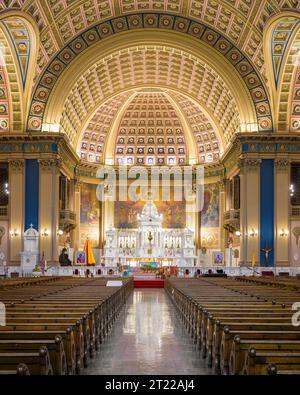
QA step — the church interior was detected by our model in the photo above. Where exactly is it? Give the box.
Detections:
[1,0,300,377]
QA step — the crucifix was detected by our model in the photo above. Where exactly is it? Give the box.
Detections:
[261,241,273,267]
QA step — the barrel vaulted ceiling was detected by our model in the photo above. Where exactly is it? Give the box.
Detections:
[1,0,299,86]
[61,44,240,149]
[1,0,300,164]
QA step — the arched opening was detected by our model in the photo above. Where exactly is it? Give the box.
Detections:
[0,12,39,132]
[34,30,260,164]
[264,12,300,132]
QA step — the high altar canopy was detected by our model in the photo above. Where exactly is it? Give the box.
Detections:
[0,1,299,274]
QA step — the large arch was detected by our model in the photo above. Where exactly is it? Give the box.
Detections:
[0,11,39,131]
[264,11,300,132]
[0,2,282,87]
[27,13,273,141]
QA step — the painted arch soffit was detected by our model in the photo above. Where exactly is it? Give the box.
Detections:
[2,1,300,89]
[27,12,273,135]
[1,16,31,89]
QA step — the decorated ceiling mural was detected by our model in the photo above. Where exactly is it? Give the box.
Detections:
[1,0,299,86]
[0,1,300,148]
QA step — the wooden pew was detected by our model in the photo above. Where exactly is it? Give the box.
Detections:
[0,363,30,376]
[0,277,133,375]
[243,348,300,375]
[267,363,300,375]
[0,330,76,375]
[166,277,300,376]
[0,346,53,375]
[230,337,300,375]
[0,336,66,375]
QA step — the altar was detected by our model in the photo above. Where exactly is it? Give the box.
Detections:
[104,199,196,267]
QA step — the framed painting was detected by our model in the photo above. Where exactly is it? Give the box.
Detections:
[213,251,225,266]
[75,251,86,265]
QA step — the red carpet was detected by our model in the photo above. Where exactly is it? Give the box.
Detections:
[134,279,165,288]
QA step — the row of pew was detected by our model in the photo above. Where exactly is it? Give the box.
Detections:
[0,277,63,290]
[165,277,300,375]
[236,275,300,292]
[0,277,133,375]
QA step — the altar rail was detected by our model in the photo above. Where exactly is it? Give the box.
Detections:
[1,266,300,278]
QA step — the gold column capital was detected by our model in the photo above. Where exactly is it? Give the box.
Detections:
[8,160,25,173]
[74,180,83,193]
[218,179,226,193]
[275,159,290,172]
[38,159,62,173]
[238,158,261,173]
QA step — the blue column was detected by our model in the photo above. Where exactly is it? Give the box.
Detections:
[25,160,39,231]
[260,159,274,266]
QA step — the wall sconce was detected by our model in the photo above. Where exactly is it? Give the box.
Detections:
[57,229,64,236]
[41,229,49,237]
[279,229,289,237]
[10,229,20,237]
[249,228,258,237]
[235,231,241,237]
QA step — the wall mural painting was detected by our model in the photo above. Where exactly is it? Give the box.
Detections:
[201,185,220,228]
[80,184,100,247]
[114,200,186,229]
[201,184,220,249]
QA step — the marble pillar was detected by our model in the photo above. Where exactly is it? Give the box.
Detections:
[38,159,60,265]
[8,160,24,265]
[239,159,261,266]
[275,159,290,267]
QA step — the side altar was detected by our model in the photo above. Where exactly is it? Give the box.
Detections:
[104,199,196,267]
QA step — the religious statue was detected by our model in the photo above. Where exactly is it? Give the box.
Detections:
[261,242,273,267]
[148,231,153,255]
[59,248,72,267]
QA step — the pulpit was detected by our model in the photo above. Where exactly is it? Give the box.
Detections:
[20,225,40,272]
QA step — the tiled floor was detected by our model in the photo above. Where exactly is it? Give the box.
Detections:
[85,289,213,375]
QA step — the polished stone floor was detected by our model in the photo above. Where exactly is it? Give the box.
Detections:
[85,289,212,375]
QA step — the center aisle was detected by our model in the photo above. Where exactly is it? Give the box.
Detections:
[86,289,213,375]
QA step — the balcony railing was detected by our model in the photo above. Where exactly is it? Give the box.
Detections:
[59,209,77,232]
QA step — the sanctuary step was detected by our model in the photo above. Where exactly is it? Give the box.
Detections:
[134,279,165,289]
